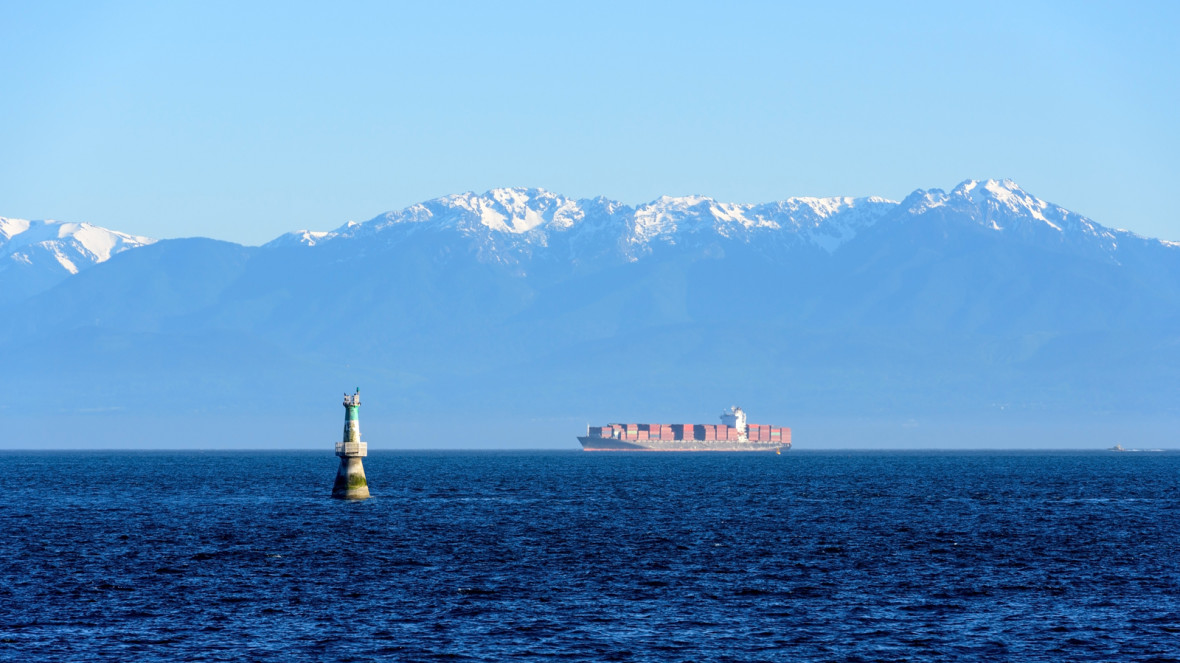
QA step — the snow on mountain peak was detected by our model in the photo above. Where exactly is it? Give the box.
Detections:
[946,179,1060,229]
[360,188,586,237]
[0,217,155,274]
[637,194,905,251]
[265,189,901,259]
[892,180,1158,263]
[292,230,334,246]
[906,179,1067,231]
[261,180,1162,267]
[631,195,728,242]
[0,217,33,241]
[472,187,584,234]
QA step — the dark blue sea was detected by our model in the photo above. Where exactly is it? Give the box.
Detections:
[2,450,1178,662]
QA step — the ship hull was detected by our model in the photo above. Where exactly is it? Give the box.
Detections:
[578,436,787,452]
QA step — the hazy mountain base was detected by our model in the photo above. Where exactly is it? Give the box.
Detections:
[0,321,1174,449]
[2,412,1175,450]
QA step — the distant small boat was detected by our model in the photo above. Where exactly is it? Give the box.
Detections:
[1109,444,1126,452]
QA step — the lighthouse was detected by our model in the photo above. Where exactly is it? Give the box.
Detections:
[332,388,370,499]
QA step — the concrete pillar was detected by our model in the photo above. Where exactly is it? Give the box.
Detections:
[332,388,370,499]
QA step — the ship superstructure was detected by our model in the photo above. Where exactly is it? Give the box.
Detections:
[578,406,789,452]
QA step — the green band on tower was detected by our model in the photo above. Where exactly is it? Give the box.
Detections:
[332,387,369,499]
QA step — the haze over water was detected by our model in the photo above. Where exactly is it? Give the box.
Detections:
[3,450,1177,661]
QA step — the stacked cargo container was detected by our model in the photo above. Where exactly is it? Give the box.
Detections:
[587,419,791,446]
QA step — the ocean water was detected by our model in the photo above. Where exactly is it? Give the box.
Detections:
[1,450,1178,662]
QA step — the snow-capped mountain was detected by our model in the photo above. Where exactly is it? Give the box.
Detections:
[895,179,1158,265]
[6,180,1169,291]
[0,217,154,272]
[265,180,1174,270]
[0,217,155,304]
[267,188,898,263]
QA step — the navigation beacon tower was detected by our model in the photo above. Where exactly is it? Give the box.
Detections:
[332,388,370,499]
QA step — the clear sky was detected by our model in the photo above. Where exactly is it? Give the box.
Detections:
[2,1,1178,246]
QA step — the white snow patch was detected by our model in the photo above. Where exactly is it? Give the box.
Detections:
[299,230,333,246]
[52,250,79,274]
[70,224,122,261]
[478,205,511,232]
[0,217,32,240]
[0,217,155,274]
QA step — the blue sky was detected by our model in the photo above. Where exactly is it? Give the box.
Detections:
[2,1,1178,245]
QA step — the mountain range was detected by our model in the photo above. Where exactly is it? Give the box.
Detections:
[2,179,1178,448]
[0,217,153,306]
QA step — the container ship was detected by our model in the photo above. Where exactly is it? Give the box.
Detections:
[578,406,790,452]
